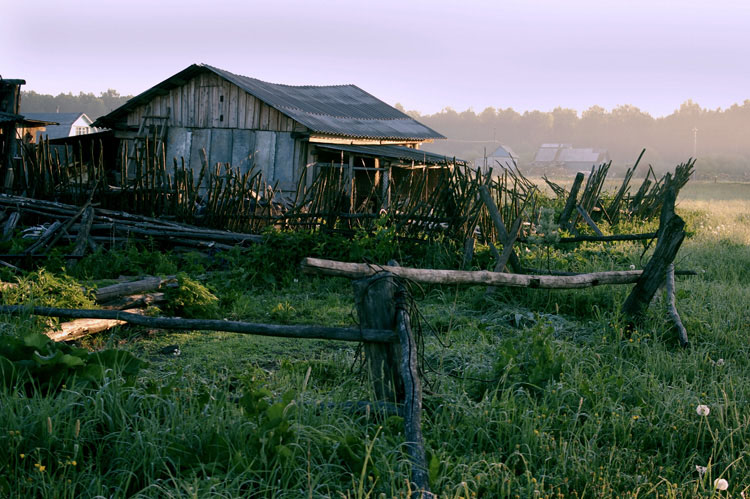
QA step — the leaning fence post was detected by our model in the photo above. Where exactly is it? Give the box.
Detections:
[558,171,585,231]
[622,185,685,321]
[353,269,403,401]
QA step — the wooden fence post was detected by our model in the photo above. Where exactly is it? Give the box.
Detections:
[622,185,685,321]
[558,171,585,231]
[353,269,403,401]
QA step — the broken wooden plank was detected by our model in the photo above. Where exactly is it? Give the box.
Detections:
[45,309,146,342]
[0,306,398,343]
[576,205,604,236]
[67,206,94,269]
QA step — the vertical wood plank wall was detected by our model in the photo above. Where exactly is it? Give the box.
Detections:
[124,72,306,192]
[125,72,296,133]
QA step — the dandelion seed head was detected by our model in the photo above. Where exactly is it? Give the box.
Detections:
[714,478,729,491]
[696,404,710,416]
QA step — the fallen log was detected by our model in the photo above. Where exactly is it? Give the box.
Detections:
[302,257,645,289]
[0,306,398,343]
[94,276,166,303]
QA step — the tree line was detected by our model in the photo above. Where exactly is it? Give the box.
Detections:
[405,100,750,179]
[20,90,748,179]
[20,90,132,122]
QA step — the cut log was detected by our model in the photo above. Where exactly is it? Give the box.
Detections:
[0,306,398,343]
[99,292,166,310]
[302,257,645,289]
[665,263,689,348]
[94,276,166,303]
[395,284,430,496]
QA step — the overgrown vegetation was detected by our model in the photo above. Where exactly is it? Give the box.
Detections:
[1,182,749,497]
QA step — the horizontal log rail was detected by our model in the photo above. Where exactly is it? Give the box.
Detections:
[0,306,397,343]
[301,257,645,289]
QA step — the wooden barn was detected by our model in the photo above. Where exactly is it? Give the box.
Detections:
[94,64,462,203]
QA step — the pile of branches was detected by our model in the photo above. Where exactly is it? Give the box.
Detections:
[0,193,262,268]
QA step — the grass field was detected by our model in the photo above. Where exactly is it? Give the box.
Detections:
[1,182,748,498]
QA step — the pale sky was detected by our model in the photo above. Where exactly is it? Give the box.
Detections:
[2,0,749,117]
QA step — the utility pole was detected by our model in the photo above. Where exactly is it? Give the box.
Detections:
[692,127,698,158]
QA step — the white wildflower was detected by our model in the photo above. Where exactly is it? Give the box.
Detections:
[716,358,725,367]
[695,465,707,478]
[696,404,710,417]
[629,264,636,270]
[714,478,729,491]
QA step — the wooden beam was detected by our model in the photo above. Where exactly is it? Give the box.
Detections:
[0,306,398,343]
[302,257,645,289]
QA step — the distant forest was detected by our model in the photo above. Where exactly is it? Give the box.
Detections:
[20,90,132,122]
[407,101,750,179]
[20,91,749,179]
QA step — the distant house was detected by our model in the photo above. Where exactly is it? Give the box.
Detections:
[532,143,610,171]
[475,144,519,174]
[23,112,97,142]
[94,63,461,200]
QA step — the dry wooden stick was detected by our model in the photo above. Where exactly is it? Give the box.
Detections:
[666,263,689,348]
[395,285,430,497]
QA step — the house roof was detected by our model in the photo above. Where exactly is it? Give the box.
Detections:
[23,112,93,140]
[94,64,445,141]
[488,144,517,159]
[0,111,58,127]
[315,143,467,167]
[23,112,88,127]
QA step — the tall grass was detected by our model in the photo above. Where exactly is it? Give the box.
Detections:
[1,182,748,497]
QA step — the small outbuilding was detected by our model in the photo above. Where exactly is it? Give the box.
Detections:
[532,143,609,171]
[94,64,459,201]
[23,112,98,142]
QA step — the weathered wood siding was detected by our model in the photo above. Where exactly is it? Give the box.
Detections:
[162,127,304,192]
[123,71,309,192]
[125,72,298,133]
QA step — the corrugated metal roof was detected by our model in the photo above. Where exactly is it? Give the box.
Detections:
[0,112,58,127]
[557,148,604,163]
[94,64,445,141]
[315,143,467,166]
